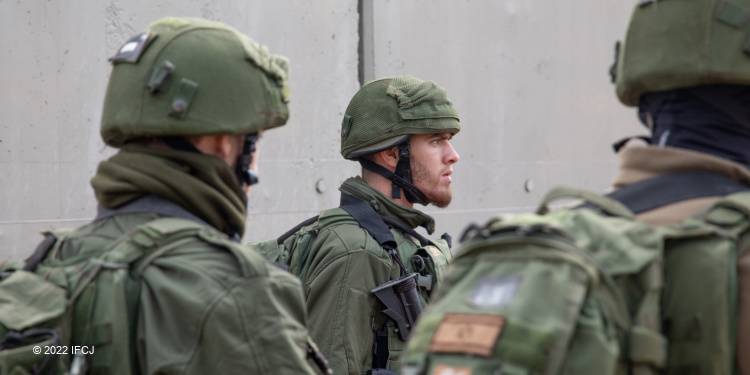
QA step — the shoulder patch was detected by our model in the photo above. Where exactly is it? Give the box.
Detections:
[109,32,152,64]
[428,314,505,357]
[432,364,472,375]
[426,245,442,257]
[470,276,522,308]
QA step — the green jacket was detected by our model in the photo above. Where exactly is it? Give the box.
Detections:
[49,145,319,375]
[281,177,453,375]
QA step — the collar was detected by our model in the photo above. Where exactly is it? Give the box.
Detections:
[612,144,750,189]
[339,176,436,234]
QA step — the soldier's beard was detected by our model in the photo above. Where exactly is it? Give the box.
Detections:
[410,158,452,208]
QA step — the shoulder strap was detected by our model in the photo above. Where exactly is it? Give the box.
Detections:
[100,217,207,266]
[101,217,257,278]
[339,194,398,251]
[339,194,411,275]
[23,228,76,272]
[541,185,634,218]
[379,216,430,247]
[23,236,58,272]
[277,215,319,244]
[607,171,750,214]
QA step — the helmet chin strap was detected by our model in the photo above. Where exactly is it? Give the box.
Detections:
[235,133,260,188]
[357,141,430,206]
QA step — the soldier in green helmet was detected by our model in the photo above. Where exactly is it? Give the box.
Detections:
[253,75,461,375]
[402,1,750,374]
[0,17,328,375]
[611,1,750,372]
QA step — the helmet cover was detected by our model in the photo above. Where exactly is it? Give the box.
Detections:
[341,75,460,159]
[101,17,291,147]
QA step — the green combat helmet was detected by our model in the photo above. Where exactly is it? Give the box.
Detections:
[100,17,290,187]
[340,75,461,205]
[614,0,750,106]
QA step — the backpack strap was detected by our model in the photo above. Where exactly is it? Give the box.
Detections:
[23,236,58,272]
[607,172,750,214]
[101,217,258,278]
[538,185,635,218]
[22,228,76,273]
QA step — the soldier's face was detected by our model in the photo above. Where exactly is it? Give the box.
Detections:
[408,133,459,208]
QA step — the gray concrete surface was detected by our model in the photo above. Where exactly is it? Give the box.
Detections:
[0,0,643,259]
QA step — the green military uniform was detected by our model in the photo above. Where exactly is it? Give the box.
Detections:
[612,143,750,373]
[50,144,317,374]
[256,75,461,375]
[404,1,750,374]
[0,17,324,375]
[281,176,452,374]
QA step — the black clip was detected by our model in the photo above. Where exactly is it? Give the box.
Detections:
[441,233,452,248]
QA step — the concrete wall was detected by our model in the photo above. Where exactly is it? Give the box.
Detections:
[363,0,643,239]
[0,0,642,258]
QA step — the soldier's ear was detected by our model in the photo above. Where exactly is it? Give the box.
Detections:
[378,146,400,170]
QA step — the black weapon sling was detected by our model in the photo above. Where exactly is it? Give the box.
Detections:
[338,194,427,369]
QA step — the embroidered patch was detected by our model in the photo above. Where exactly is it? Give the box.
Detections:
[470,276,522,308]
[426,245,442,257]
[432,364,472,375]
[428,314,505,357]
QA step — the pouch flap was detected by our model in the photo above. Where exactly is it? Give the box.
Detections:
[0,271,66,331]
[247,239,282,263]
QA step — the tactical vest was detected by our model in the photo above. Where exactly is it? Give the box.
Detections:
[254,193,452,371]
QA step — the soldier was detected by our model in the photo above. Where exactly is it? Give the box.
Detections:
[608,1,750,371]
[259,75,461,375]
[3,17,325,375]
[403,1,750,374]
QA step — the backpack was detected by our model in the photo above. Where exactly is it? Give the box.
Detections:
[657,192,750,374]
[0,217,246,375]
[403,181,750,375]
[597,171,749,374]
[402,186,668,375]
